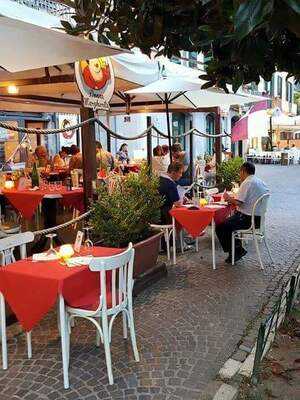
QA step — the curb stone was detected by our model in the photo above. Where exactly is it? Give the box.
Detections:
[213,383,238,400]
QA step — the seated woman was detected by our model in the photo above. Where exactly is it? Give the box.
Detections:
[26,145,49,168]
[152,145,169,176]
[53,149,68,169]
[116,143,130,164]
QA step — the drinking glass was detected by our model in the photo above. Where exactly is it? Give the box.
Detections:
[83,226,93,248]
[45,233,58,257]
[55,181,62,190]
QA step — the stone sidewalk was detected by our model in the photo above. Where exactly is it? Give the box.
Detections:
[0,165,299,400]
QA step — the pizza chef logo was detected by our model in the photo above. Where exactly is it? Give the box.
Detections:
[75,57,114,111]
[61,119,75,139]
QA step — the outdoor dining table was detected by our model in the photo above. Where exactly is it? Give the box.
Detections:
[0,245,123,388]
[1,186,84,221]
[170,203,232,269]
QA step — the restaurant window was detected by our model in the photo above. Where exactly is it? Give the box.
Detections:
[280,132,287,140]
[294,132,300,140]
[264,80,271,94]
[277,76,283,98]
[286,82,293,103]
[250,82,258,93]
[270,75,275,97]
[171,56,181,65]
[206,113,215,155]
[172,113,186,148]
[188,52,198,69]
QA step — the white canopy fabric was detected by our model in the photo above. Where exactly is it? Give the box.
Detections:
[112,53,159,86]
[126,77,266,108]
[0,16,129,73]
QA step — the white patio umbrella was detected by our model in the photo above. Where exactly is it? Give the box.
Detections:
[126,77,266,160]
[0,16,130,73]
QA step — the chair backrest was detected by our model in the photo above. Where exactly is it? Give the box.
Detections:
[0,232,34,266]
[89,243,135,312]
[251,193,270,234]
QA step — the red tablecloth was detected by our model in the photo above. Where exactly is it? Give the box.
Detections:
[2,187,84,220]
[0,246,122,332]
[170,205,232,238]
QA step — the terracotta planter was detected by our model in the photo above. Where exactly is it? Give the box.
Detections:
[133,231,163,279]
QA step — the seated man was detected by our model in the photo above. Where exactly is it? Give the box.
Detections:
[216,162,269,263]
[158,161,184,224]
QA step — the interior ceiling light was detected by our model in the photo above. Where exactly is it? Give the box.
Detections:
[7,85,19,94]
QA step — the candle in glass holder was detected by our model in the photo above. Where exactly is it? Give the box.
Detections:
[59,244,74,264]
[4,180,14,189]
[199,198,208,207]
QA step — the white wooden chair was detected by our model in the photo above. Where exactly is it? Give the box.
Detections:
[0,205,21,239]
[0,231,34,370]
[150,224,174,262]
[231,193,273,269]
[64,243,139,385]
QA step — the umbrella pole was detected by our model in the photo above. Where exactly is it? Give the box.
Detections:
[165,95,172,163]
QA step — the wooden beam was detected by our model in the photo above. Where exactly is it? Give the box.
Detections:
[80,106,97,209]
[146,116,152,168]
[214,107,222,166]
[0,94,80,106]
[0,74,74,88]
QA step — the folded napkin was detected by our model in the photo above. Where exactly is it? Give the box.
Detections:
[32,252,59,261]
[66,256,93,267]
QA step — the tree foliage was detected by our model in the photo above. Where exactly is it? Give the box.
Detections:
[63,0,300,91]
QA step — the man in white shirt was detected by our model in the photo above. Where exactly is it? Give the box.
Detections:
[216,162,269,264]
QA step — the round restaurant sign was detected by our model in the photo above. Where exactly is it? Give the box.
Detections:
[75,57,114,112]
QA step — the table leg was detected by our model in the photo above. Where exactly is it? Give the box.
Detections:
[0,292,7,369]
[172,217,176,265]
[211,219,216,270]
[59,295,69,389]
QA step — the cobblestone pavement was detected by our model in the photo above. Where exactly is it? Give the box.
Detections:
[0,165,299,400]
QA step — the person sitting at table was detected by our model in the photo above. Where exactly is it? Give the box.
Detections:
[69,145,82,171]
[116,143,130,164]
[53,148,68,169]
[26,145,49,168]
[96,141,114,171]
[158,161,184,224]
[171,143,190,185]
[216,162,269,264]
[162,144,169,157]
[152,145,169,176]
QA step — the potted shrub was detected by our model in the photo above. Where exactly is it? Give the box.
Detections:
[90,167,165,287]
[217,157,244,191]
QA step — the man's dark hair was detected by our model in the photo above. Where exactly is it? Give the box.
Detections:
[153,145,162,156]
[167,161,183,173]
[171,143,182,153]
[241,161,255,175]
[70,144,80,155]
[95,141,102,149]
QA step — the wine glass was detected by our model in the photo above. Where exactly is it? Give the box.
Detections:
[83,226,93,248]
[45,233,58,257]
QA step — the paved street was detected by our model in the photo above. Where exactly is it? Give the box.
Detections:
[0,165,299,400]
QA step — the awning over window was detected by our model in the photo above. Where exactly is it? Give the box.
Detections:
[232,115,248,142]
